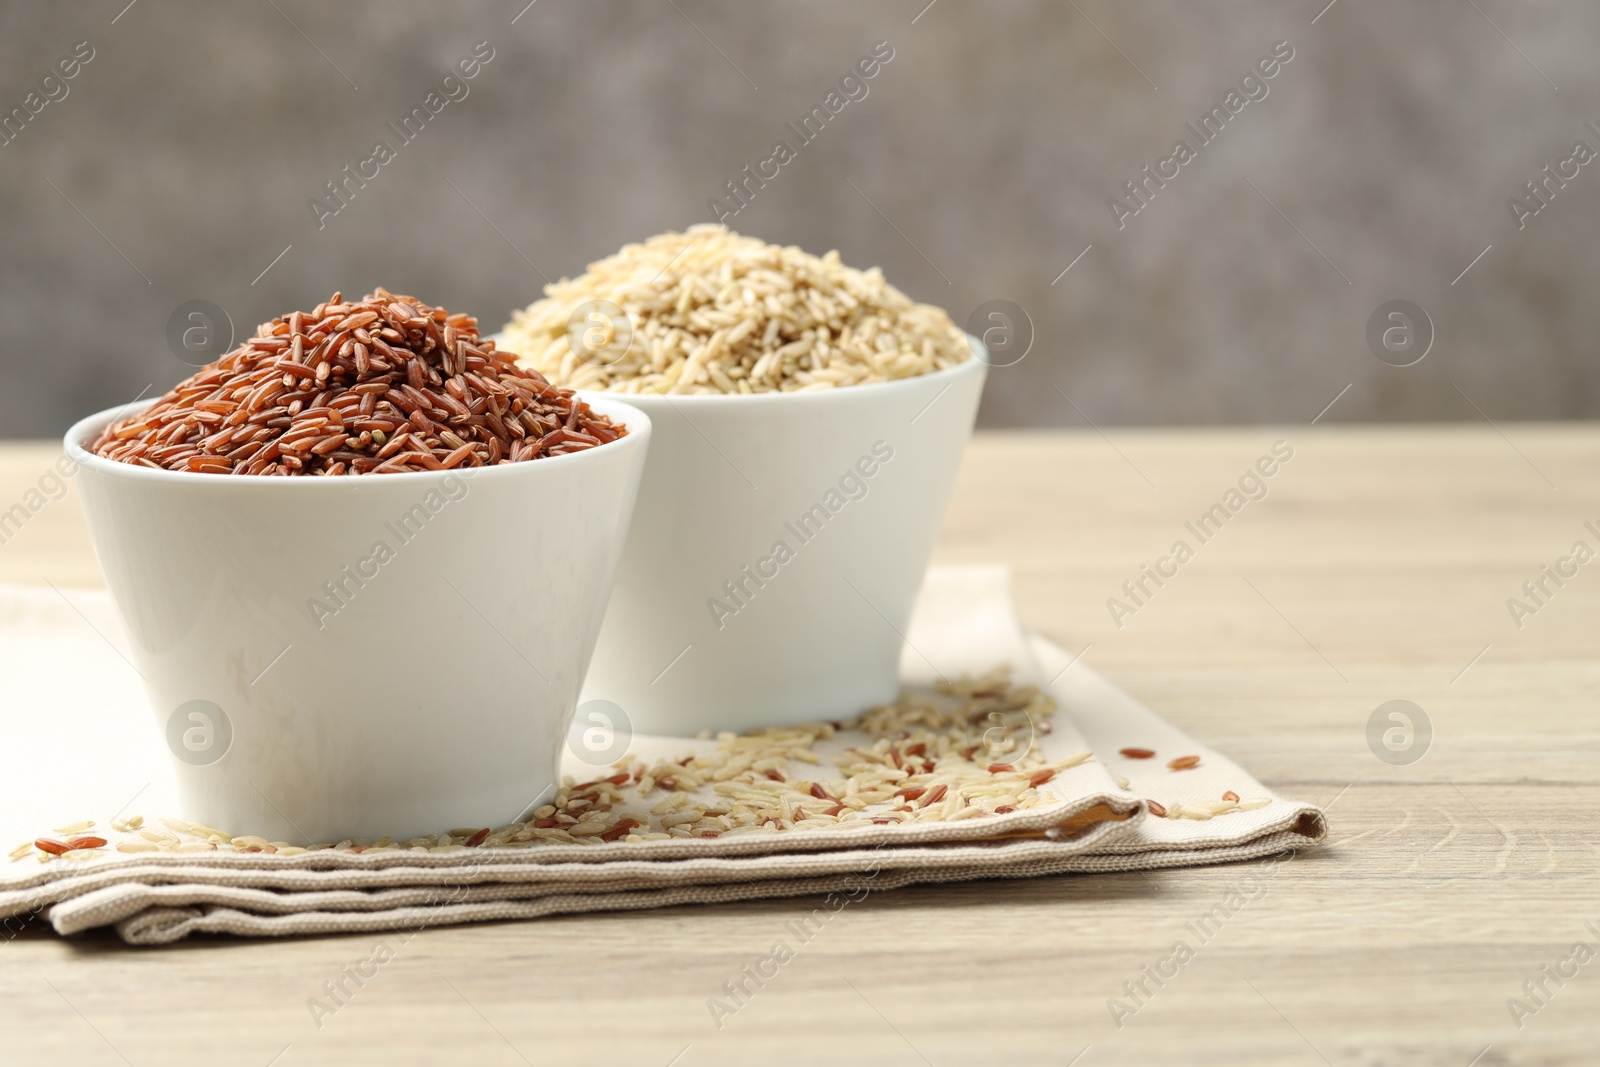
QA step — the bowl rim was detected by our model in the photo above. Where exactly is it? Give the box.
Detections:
[522,333,989,408]
[62,393,652,488]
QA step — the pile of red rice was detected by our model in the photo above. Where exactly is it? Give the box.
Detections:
[93,288,624,476]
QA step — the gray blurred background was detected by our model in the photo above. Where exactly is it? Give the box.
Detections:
[1,0,1596,437]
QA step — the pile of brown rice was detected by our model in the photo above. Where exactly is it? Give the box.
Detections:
[499,226,972,394]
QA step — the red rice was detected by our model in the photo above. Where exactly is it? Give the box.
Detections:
[92,289,625,475]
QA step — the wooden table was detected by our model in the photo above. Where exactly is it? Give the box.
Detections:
[3,427,1596,1066]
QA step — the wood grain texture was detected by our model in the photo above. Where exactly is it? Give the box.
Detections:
[2,426,1597,1066]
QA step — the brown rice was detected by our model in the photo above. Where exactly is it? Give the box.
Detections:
[17,670,1277,861]
[500,226,971,394]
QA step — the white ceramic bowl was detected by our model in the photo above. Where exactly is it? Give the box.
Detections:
[579,340,987,734]
[64,397,651,844]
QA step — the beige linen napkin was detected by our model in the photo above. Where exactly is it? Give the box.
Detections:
[0,567,1324,944]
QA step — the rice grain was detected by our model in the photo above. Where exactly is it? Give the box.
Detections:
[93,289,624,475]
[501,227,970,395]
